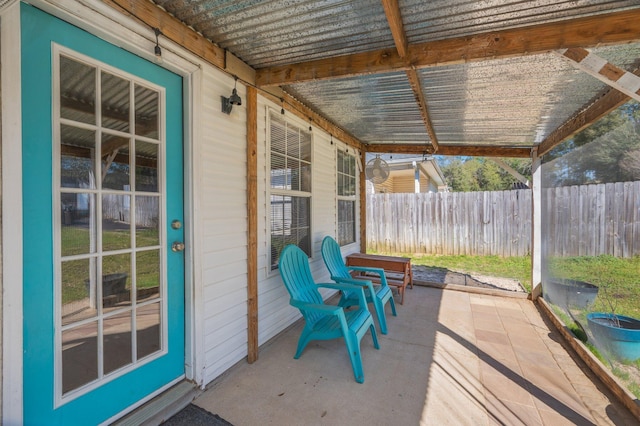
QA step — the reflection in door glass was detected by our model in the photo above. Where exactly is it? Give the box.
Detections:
[137,302,161,360]
[135,141,158,192]
[60,125,96,189]
[102,133,130,190]
[57,54,166,397]
[61,258,96,326]
[137,249,160,303]
[104,311,133,374]
[61,192,96,256]
[60,56,96,125]
[101,253,132,312]
[101,72,130,132]
[62,321,98,394]
[135,196,159,247]
[102,194,131,251]
[135,84,159,138]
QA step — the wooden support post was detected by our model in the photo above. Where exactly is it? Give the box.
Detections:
[246,86,258,363]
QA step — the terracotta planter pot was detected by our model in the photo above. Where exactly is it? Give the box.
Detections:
[544,279,599,310]
[587,313,640,361]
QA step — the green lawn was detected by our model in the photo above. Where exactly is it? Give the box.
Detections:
[547,255,640,318]
[61,226,160,304]
[367,250,533,291]
[367,250,639,318]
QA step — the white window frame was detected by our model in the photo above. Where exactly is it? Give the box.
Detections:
[336,147,357,247]
[267,110,313,271]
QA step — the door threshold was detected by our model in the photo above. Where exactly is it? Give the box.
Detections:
[112,380,201,426]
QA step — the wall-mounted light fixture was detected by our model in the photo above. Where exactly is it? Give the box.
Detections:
[154,28,162,58]
[221,77,242,114]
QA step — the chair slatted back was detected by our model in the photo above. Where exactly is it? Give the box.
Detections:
[321,236,351,280]
[278,245,324,323]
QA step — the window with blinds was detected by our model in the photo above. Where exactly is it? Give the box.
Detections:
[337,149,356,246]
[269,113,312,270]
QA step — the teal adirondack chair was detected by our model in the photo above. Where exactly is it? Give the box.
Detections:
[278,244,379,384]
[321,236,397,335]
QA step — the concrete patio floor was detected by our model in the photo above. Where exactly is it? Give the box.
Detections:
[193,286,637,425]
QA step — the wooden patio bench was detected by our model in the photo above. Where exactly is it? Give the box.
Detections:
[346,253,413,304]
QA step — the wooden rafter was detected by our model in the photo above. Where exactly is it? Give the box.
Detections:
[259,90,363,151]
[556,48,640,102]
[366,143,531,158]
[103,0,225,69]
[256,8,640,87]
[537,73,639,157]
[381,0,408,58]
[405,69,439,152]
[382,0,438,152]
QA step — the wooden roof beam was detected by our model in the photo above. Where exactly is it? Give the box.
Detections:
[405,69,439,152]
[382,0,439,152]
[381,0,408,58]
[103,0,225,69]
[256,8,640,87]
[555,47,640,102]
[365,143,531,158]
[538,66,640,157]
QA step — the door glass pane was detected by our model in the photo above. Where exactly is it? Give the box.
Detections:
[135,84,159,139]
[135,141,159,192]
[101,72,130,132]
[60,125,96,189]
[102,194,131,251]
[62,321,98,394]
[61,258,97,326]
[102,253,132,312]
[137,302,161,360]
[56,50,168,398]
[102,134,130,190]
[104,311,132,374]
[60,56,96,125]
[137,250,160,303]
[61,192,95,256]
[136,196,159,247]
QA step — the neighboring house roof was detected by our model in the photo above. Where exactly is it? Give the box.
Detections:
[367,155,448,193]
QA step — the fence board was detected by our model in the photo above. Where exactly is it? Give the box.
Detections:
[367,181,640,257]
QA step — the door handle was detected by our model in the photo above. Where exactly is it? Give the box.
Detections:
[172,241,185,252]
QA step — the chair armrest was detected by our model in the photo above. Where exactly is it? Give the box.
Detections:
[317,283,368,311]
[332,276,377,297]
[331,276,372,286]
[317,282,366,293]
[290,300,341,315]
[347,266,389,287]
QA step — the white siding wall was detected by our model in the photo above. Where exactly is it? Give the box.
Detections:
[198,66,249,384]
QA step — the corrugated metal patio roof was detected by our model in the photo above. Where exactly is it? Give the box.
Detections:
[148,0,640,155]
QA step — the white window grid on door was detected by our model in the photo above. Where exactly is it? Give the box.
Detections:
[52,44,168,405]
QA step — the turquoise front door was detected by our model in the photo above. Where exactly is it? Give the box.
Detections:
[21,4,185,424]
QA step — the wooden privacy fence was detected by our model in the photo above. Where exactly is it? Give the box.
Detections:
[367,190,532,256]
[542,181,640,258]
[367,181,640,257]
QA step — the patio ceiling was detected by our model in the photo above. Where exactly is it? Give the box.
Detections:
[107,0,640,157]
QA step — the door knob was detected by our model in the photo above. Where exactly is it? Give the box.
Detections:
[172,241,185,252]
